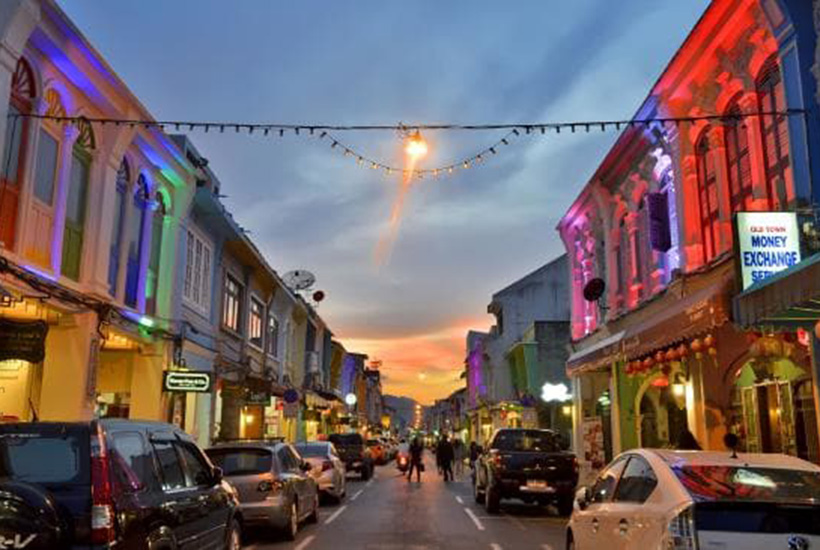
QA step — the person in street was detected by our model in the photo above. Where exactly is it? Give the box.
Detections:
[452,436,465,477]
[469,441,481,482]
[407,437,424,482]
[437,435,455,482]
[676,428,702,450]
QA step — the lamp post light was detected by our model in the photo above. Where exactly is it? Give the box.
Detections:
[405,130,428,160]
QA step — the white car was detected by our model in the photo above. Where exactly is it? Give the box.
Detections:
[567,449,820,550]
[294,441,347,503]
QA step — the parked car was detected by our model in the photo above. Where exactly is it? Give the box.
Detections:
[205,441,318,541]
[567,449,820,550]
[367,439,386,465]
[328,433,374,480]
[474,428,578,515]
[294,442,346,502]
[0,420,241,550]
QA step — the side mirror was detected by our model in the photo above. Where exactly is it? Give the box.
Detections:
[575,486,591,511]
[211,466,223,485]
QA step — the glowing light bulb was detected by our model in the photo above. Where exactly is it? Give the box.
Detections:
[405,131,428,159]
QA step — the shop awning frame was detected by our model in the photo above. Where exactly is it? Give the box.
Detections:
[566,330,625,375]
[734,252,820,328]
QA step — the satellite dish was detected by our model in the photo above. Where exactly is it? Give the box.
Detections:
[312,290,325,302]
[583,278,606,302]
[283,270,316,291]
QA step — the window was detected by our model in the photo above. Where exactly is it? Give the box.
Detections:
[205,448,273,476]
[125,175,149,307]
[249,297,264,348]
[591,457,627,503]
[277,445,301,472]
[491,430,558,452]
[266,312,280,357]
[33,131,58,206]
[109,160,129,295]
[151,440,185,491]
[0,58,35,248]
[182,228,212,314]
[61,147,90,281]
[757,59,790,207]
[0,430,88,484]
[222,273,243,332]
[145,193,166,315]
[177,443,211,487]
[696,131,720,262]
[724,102,753,211]
[614,456,657,503]
[110,431,157,492]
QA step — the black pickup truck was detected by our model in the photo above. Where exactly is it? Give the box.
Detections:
[328,433,374,480]
[474,428,578,515]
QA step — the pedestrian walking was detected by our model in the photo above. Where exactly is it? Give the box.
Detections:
[407,437,424,482]
[469,441,481,483]
[437,435,455,482]
[453,437,465,477]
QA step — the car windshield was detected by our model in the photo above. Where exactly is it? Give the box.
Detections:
[329,434,362,446]
[492,430,558,452]
[0,427,89,485]
[205,448,272,476]
[294,444,327,458]
[672,465,820,503]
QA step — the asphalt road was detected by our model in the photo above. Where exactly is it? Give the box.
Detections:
[245,455,568,550]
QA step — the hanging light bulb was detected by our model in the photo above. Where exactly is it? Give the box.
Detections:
[405,130,428,159]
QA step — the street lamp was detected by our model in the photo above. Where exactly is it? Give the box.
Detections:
[345,393,357,406]
[405,131,428,160]
[541,382,572,403]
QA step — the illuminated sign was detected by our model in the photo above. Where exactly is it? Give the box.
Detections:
[163,371,212,393]
[735,212,801,290]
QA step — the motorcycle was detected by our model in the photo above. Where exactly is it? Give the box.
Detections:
[396,453,409,473]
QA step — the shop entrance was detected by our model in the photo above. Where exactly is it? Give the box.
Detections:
[638,383,688,448]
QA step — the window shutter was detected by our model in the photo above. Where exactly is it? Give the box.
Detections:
[647,192,671,252]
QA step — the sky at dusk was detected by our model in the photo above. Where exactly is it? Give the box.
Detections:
[58,0,710,404]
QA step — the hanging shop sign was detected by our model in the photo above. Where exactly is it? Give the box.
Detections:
[0,319,48,363]
[283,401,299,419]
[245,389,271,405]
[734,212,801,290]
[163,371,212,393]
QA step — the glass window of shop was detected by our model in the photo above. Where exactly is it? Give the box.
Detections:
[578,372,613,469]
[0,359,43,422]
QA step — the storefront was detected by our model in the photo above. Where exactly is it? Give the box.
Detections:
[0,309,51,422]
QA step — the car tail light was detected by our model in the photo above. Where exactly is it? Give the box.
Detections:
[90,424,115,545]
[322,460,334,472]
[666,505,697,550]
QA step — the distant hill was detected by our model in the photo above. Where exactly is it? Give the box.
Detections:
[383,395,418,430]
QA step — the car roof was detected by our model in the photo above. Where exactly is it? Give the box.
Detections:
[207,441,284,451]
[643,449,820,472]
[294,441,329,447]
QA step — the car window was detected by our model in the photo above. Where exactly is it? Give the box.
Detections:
[110,431,157,491]
[206,448,273,475]
[152,440,186,491]
[277,446,298,472]
[0,428,89,485]
[491,430,558,452]
[614,456,657,503]
[591,457,628,503]
[294,444,327,458]
[671,465,820,503]
[177,443,212,487]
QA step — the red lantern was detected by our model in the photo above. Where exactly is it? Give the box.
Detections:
[677,344,688,358]
[655,351,665,363]
[704,334,715,348]
[691,339,703,353]
[665,349,678,362]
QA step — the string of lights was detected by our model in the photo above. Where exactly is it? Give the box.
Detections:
[8,109,806,178]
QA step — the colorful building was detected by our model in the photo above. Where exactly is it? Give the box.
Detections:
[558,0,820,475]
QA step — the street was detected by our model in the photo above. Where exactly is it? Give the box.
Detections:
[245,457,567,550]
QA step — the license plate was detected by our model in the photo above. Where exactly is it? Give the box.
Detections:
[525,480,548,490]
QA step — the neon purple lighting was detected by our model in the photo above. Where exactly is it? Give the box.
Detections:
[21,264,58,282]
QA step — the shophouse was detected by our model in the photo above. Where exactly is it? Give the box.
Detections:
[0,0,193,424]
[559,0,820,473]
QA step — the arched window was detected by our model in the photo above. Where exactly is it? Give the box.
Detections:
[109,159,129,294]
[696,130,719,262]
[0,58,35,248]
[61,117,94,281]
[756,58,790,208]
[124,174,149,307]
[145,192,166,316]
[724,101,753,211]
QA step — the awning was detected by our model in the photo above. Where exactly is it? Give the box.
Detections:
[623,280,729,360]
[566,330,625,375]
[733,252,820,328]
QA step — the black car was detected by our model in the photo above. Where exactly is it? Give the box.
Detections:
[0,420,241,550]
[327,433,374,480]
[474,428,578,515]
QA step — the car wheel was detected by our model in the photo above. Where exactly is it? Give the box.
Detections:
[484,484,500,514]
[226,519,242,550]
[283,502,298,541]
[307,494,319,524]
[473,478,485,504]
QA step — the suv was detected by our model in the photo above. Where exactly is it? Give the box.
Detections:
[328,433,374,480]
[0,420,241,550]
[205,442,318,541]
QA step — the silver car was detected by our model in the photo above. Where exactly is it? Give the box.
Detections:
[206,441,319,541]
[294,441,347,502]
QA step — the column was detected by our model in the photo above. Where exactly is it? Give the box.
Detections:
[39,311,96,421]
[49,124,79,277]
[83,152,122,299]
[128,342,166,421]
[625,211,642,307]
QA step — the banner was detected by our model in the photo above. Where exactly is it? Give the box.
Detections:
[735,212,801,290]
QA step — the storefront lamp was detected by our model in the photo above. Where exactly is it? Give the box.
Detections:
[672,382,686,398]
[541,382,572,403]
[345,393,357,406]
[561,405,572,417]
